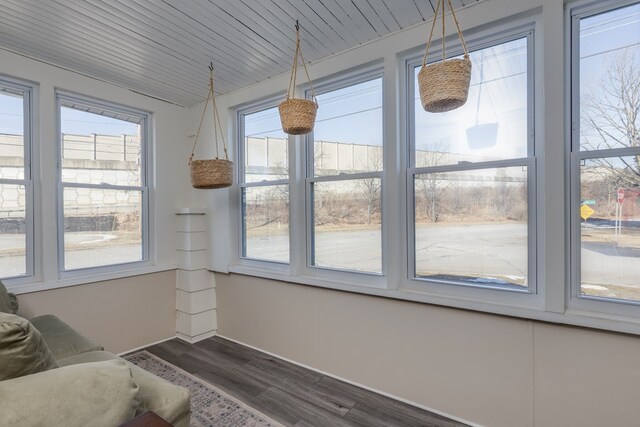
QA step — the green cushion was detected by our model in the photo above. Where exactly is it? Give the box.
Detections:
[0,359,140,427]
[0,312,58,381]
[59,351,191,427]
[30,314,103,360]
[0,280,18,314]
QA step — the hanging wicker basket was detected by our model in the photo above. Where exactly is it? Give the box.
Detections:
[418,0,472,113]
[189,64,233,189]
[279,98,317,135]
[279,21,318,135]
[190,159,233,189]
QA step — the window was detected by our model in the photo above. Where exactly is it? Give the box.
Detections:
[408,32,535,291]
[571,1,640,304]
[57,92,149,272]
[0,79,34,279]
[238,104,289,264]
[307,74,384,274]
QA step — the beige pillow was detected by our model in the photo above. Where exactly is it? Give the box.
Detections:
[0,312,58,381]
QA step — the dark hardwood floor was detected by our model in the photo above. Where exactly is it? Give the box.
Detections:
[144,336,466,427]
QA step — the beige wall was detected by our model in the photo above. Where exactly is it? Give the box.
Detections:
[217,273,640,427]
[17,271,176,354]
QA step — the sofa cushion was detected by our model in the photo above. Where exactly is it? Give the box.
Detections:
[0,359,140,427]
[0,312,58,381]
[0,280,18,314]
[30,314,103,360]
[59,351,191,427]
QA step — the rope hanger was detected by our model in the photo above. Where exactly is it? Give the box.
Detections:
[421,0,469,68]
[189,63,229,165]
[286,20,317,101]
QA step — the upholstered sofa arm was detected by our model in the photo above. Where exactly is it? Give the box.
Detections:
[0,360,140,427]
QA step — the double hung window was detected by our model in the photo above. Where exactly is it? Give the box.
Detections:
[238,104,290,264]
[307,73,384,275]
[570,1,640,304]
[57,92,149,272]
[0,79,34,279]
[407,30,536,292]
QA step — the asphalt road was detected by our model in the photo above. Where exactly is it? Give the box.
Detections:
[0,233,141,276]
[0,225,638,298]
[247,223,528,281]
[246,222,640,292]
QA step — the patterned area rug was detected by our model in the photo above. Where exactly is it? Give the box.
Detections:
[125,351,284,427]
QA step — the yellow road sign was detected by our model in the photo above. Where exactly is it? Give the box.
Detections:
[580,204,595,220]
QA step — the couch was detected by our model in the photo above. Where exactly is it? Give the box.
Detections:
[0,283,190,427]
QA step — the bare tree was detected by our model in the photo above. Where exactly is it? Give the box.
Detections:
[355,147,383,224]
[415,141,450,223]
[245,185,289,230]
[582,51,640,189]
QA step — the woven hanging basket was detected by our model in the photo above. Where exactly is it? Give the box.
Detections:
[418,0,472,113]
[418,59,471,112]
[279,98,317,135]
[189,64,233,189]
[279,21,318,135]
[190,159,233,189]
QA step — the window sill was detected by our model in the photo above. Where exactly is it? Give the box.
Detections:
[229,264,387,292]
[229,264,540,312]
[6,264,177,295]
[227,264,640,337]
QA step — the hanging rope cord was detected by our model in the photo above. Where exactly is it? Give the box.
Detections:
[286,21,317,102]
[189,64,229,165]
[421,0,469,68]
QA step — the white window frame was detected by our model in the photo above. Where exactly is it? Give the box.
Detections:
[567,0,640,317]
[303,67,386,283]
[229,19,548,308]
[235,96,291,272]
[224,3,640,335]
[400,24,541,307]
[0,76,36,282]
[55,90,150,277]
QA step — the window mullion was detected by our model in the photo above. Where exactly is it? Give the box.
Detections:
[61,182,145,192]
[307,171,383,183]
[240,179,289,188]
[0,178,29,186]
[411,158,532,175]
[573,146,640,160]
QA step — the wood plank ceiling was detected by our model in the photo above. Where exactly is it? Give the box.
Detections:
[0,0,480,106]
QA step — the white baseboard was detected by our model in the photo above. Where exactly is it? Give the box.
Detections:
[176,330,217,344]
[217,334,481,427]
[117,335,176,356]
